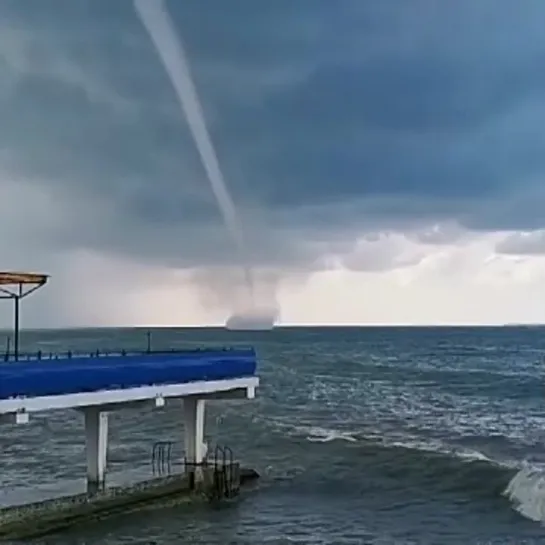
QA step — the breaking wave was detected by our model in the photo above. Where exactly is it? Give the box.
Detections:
[260,417,545,523]
[504,466,545,523]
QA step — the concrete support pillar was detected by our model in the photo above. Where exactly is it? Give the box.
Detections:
[183,397,206,483]
[84,407,109,487]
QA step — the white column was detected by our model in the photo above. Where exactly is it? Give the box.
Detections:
[183,397,206,479]
[84,407,109,486]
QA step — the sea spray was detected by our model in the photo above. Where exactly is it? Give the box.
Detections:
[133,0,256,302]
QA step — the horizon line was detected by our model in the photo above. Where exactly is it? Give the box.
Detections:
[0,323,542,332]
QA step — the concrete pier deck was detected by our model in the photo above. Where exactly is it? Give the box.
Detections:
[0,467,260,540]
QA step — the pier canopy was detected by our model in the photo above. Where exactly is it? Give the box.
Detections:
[0,271,49,360]
[0,272,49,288]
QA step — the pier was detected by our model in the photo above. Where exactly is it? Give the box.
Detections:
[0,272,260,538]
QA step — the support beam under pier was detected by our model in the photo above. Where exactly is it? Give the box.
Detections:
[84,408,109,489]
[183,397,206,484]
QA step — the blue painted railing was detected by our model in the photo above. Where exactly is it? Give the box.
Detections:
[0,348,258,400]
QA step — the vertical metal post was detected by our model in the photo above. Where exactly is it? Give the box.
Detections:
[5,336,11,361]
[146,330,152,353]
[13,295,20,361]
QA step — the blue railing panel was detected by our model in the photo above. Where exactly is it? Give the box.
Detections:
[0,349,257,399]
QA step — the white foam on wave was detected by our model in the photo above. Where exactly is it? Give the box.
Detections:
[259,415,500,459]
[254,415,359,444]
[305,426,358,443]
[504,465,545,523]
[386,436,496,465]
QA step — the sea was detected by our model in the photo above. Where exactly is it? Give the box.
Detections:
[0,325,544,544]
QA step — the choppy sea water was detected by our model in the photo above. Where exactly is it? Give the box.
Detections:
[0,326,544,544]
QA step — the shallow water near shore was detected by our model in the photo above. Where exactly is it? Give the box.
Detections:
[1,325,545,544]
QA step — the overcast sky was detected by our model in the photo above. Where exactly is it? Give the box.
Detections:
[1,0,545,328]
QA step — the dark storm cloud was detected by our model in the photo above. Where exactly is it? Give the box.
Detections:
[1,0,545,267]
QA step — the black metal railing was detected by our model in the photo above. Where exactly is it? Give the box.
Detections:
[2,346,255,363]
[180,443,240,501]
[151,441,174,476]
[2,329,254,363]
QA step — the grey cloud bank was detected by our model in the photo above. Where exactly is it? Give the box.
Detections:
[1,0,545,278]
